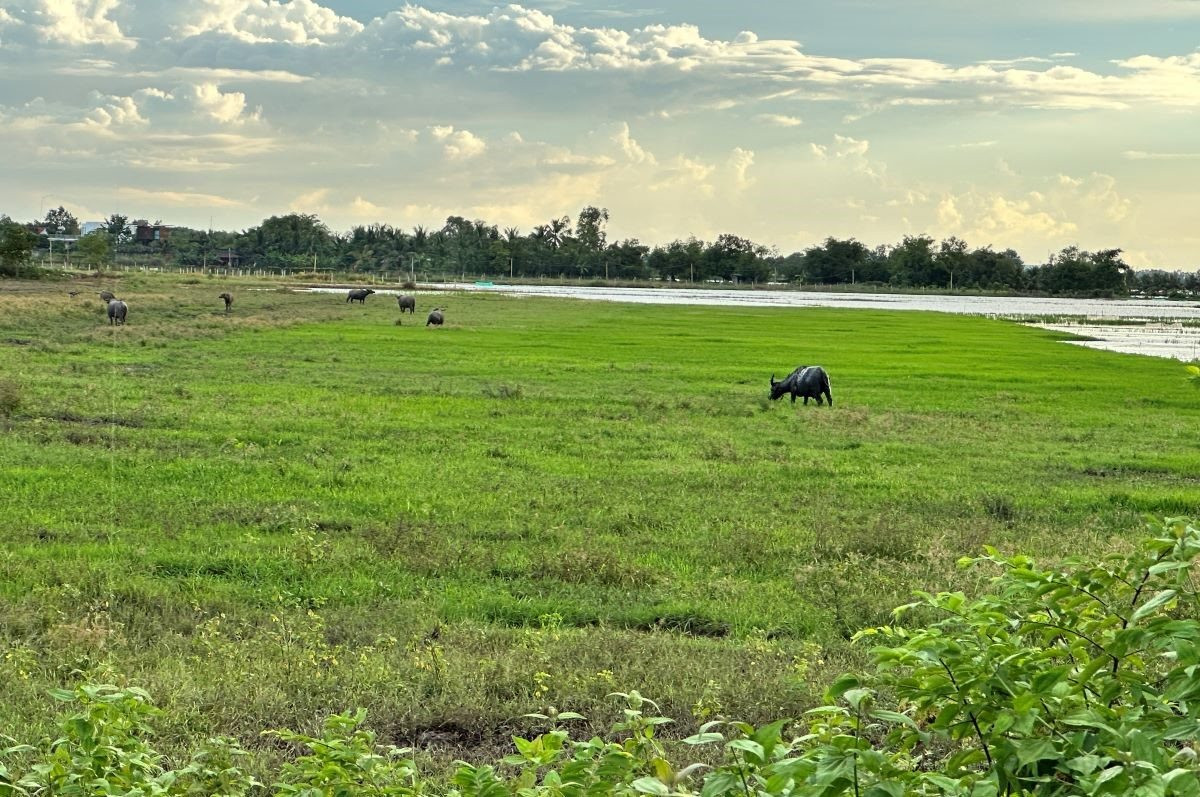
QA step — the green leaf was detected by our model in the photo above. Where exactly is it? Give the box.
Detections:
[727,739,765,763]
[1164,768,1200,797]
[1015,738,1058,768]
[843,688,873,711]
[1131,590,1177,623]
[864,782,906,797]
[683,733,725,746]
[870,710,917,729]
[825,674,861,702]
[700,771,740,797]
[1066,755,1106,775]
[1148,560,1191,575]
[1031,666,1070,694]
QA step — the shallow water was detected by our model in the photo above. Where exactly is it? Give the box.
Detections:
[1035,323,1200,362]
[302,283,1200,361]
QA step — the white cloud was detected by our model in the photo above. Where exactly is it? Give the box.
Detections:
[429,125,486,160]
[729,146,754,191]
[116,186,245,207]
[1123,150,1200,160]
[32,0,134,49]
[169,0,364,44]
[190,83,258,125]
[833,134,869,157]
[613,122,655,164]
[82,92,146,129]
[755,113,803,127]
[939,190,1078,240]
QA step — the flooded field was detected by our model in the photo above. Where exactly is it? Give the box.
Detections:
[305,283,1200,361]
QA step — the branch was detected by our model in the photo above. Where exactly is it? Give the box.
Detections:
[938,658,993,769]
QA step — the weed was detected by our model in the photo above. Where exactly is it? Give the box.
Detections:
[0,377,21,416]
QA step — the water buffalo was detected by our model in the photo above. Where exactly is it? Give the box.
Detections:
[769,365,832,405]
[107,300,128,326]
[397,295,416,314]
[426,309,444,327]
[347,288,375,304]
[218,292,233,312]
[99,290,116,303]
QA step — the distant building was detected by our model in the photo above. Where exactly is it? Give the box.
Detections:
[216,251,241,267]
[130,219,172,243]
[81,221,105,235]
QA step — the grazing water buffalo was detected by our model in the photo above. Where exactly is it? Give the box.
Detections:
[107,300,128,326]
[99,290,116,303]
[397,295,416,314]
[769,365,832,405]
[426,309,444,327]
[218,292,233,312]
[347,288,375,304]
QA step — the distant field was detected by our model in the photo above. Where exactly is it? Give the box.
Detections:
[2,274,1198,770]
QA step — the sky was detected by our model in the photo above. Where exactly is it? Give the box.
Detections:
[0,1,1198,268]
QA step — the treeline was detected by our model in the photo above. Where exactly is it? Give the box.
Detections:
[7,206,1199,296]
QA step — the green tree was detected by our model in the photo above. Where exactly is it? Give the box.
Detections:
[1090,248,1131,294]
[575,206,609,253]
[935,236,969,289]
[802,237,871,285]
[239,213,335,270]
[887,234,936,286]
[0,215,38,276]
[75,229,113,267]
[605,238,649,279]
[104,213,131,243]
[42,205,79,236]
[703,233,769,283]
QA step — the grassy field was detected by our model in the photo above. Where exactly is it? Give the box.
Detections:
[1,273,1198,771]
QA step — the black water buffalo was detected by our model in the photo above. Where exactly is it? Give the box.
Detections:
[769,365,832,405]
[99,290,117,303]
[397,295,416,314]
[426,309,444,327]
[347,288,376,303]
[107,300,128,326]
[218,292,233,312]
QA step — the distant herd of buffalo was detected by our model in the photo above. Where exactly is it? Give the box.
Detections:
[85,287,829,405]
[87,287,446,328]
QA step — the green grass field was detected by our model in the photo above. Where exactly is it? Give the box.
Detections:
[2,274,1198,769]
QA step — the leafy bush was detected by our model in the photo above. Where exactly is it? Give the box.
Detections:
[4,518,1200,795]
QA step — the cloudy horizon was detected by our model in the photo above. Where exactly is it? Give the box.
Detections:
[1,0,1198,267]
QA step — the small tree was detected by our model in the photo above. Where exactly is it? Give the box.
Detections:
[42,205,79,236]
[0,215,38,276]
[75,229,113,267]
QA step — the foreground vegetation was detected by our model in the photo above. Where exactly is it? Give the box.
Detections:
[2,273,1199,777]
[4,518,1199,795]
